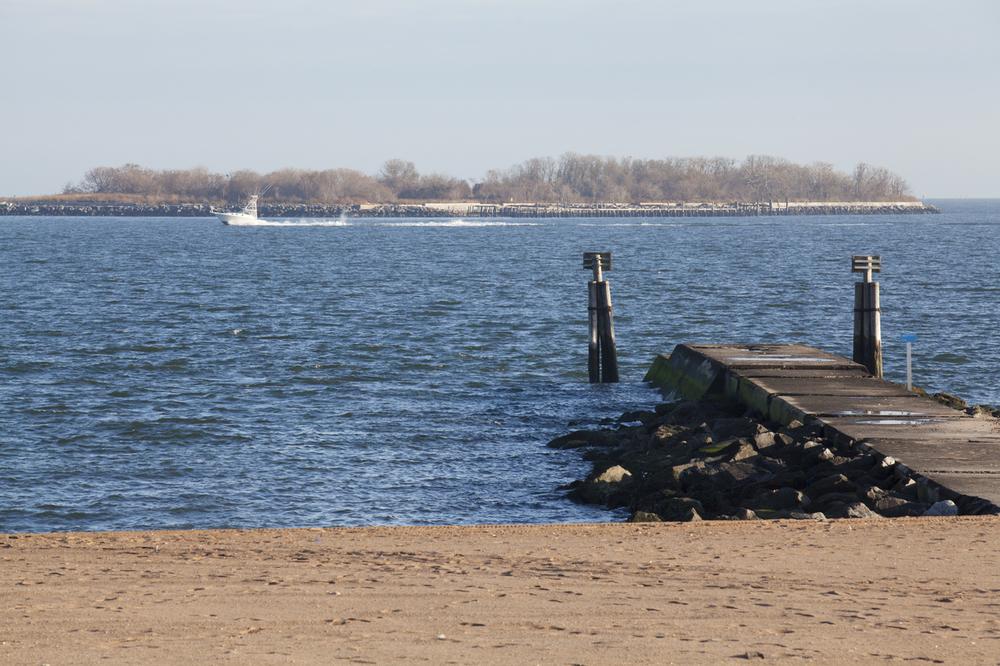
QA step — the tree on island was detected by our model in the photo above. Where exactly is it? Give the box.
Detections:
[62,154,913,204]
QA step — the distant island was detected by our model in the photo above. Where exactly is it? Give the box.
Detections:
[0,154,938,217]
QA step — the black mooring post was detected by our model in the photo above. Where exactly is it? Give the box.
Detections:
[596,279,619,382]
[583,251,619,383]
[851,254,883,378]
[587,280,600,383]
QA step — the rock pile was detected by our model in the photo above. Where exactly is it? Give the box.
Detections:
[923,390,1000,420]
[551,399,997,522]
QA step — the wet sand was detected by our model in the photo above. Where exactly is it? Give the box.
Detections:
[3,518,999,664]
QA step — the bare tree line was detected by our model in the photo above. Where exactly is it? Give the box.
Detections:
[64,155,913,203]
[473,155,911,202]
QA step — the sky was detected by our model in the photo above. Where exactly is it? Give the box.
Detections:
[2,0,998,197]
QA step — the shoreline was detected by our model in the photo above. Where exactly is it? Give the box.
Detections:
[4,519,999,664]
[0,200,938,218]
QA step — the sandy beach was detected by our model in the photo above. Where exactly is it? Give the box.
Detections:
[3,518,999,664]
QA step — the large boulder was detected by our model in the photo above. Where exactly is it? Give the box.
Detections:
[595,465,632,484]
[568,465,634,505]
[744,487,809,512]
[548,429,620,449]
[649,424,685,446]
[923,500,958,516]
[617,410,657,424]
[804,473,856,498]
[654,496,705,522]
[709,417,759,441]
[810,492,864,512]
[681,461,768,496]
[968,404,1000,419]
[875,496,928,517]
[932,392,968,411]
[823,501,882,519]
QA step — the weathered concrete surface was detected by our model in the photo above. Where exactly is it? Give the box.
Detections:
[645,343,1000,510]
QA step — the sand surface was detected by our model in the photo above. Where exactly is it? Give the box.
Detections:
[3,518,999,664]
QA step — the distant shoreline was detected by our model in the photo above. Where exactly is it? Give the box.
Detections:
[0,200,939,218]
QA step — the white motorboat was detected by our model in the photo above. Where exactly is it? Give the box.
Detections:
[212,194,263,226]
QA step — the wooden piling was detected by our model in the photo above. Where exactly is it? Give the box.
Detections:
[595,279,620,382]
[588,281,600,383]
[851,255,883,378]
[583,252,619,383]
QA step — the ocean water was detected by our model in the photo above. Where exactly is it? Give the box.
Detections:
[1,199,997,532]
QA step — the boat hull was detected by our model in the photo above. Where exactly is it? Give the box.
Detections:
[216,212,260,226]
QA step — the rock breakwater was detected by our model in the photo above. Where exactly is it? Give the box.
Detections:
[552,395,1000,522]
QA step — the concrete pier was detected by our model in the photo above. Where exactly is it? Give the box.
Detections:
[645,343,1000,511]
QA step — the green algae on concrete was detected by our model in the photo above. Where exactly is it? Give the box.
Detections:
[642,346,728,401]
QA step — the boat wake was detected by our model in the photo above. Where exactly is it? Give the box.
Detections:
[219,216,539,228]
[224,218,352,227]
[374,219,540,228]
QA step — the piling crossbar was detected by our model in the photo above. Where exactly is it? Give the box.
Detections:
[851,255,882,275]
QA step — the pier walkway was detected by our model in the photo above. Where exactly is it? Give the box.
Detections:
[645,344,1000,511]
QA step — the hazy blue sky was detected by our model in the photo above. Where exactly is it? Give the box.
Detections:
[3,0,998,196]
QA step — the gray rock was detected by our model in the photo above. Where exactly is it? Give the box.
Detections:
[842,501,881,519]
[813,448,835,463]
[811,492,864,510]
[569,465,634,505]
[874,496,908,513]
[745,487,808,511]
[923,500,958,517]
[595,465,632,484]
[655,497,705,522]
[804,473,856,498]
[753,431,777,450]
[650,424,684,446]
[968,404,998,419]
[618,410,656,424]
[629,511,663,523]
[548,429,619,449]
[709,417,759,441]
[683,461,768,497]
[861,484,888,505]
[770,509,825,520]
[932,392,968,411]
[671,460,704,483]
[876,497,928,517]
[726,440,758,462]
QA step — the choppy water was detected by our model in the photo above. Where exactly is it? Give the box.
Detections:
[1,199,997,532]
